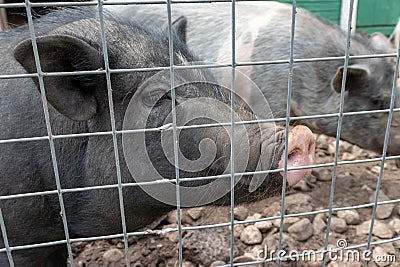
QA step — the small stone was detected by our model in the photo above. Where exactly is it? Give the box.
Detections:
[315,211,327,221]
[245,213,262,222]
[378,242,396,255]
[262,232,292,252]
[263,202,281,217]
[330,217,348,233]
[166,210,178,224]
[313,215,327,234]
[293,179,311,192]
[240,225,262,245]
[166,210,192,224]
[367,150,380,158]
[233,255,257,263]
[162,224,180,243]
[336,171,351,179]
[183,227,238,266]
[316,134,329,147]
[351,145,364,158]
[234,206,249,221]
[376,204,395,220]
[116,242,124,249]
[361,184,373,193]
[308,173,317,183]
[210,261,226,267]
[186,207,204,220]
[233,224,245,238]
[337,209,361,225]
[312,168,332,181]
[287,218,313,241]
[316,151,327,158]
[285,193,313,214]
[372,223,393,238]
[372,246,391,267]
[394,238,400,249]
[182,261,196,267]
[165,231,179,243]
[102,248,124,264]
[247,245,264,260]
[254,220,273,232]
[342,152,356,161]
[328,142,336,155]
[388,218,400,234]
[397,204,400,216]
[356,220,394,239]
[370,165,382,174]
[340,141,352,152]
[272,217,300,231]
[369,192,394,219]
[383,162,389,169]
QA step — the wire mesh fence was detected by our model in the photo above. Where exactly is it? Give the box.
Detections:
[0,0,399,266]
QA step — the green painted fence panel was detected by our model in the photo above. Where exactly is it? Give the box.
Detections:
[356,0,400,34]
[277,0,341,24]
[275,0,399,35]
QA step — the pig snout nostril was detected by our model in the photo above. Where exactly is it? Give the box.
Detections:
[287,148,300,163]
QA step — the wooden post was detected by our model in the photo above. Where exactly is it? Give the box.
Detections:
[0,0,8,32]
[340,0,359,36]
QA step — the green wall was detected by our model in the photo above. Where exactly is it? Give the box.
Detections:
[357,0,400,35]
[277,0,341,25]
[275,0,399,35]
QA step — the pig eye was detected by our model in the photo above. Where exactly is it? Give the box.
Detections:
[143,90,171,107]
[371,99,384,110]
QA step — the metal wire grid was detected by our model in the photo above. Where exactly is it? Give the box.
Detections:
[0,0,399,266]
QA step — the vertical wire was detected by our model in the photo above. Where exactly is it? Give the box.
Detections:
[166,1,184,266]
[229,0,237,266]
[363,38,400,267]
[0,209,14,267]
[23,1,75,265]
[96,2,130,265]
[321,0,354,265]
[276,1,296,266]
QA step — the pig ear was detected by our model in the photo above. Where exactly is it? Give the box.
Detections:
[370,32,391,53]
[171,16,187,44]
[13,34,104,121]
[331,65,369,93]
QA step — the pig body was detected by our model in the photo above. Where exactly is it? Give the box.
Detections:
[0,7,315,267]
[111,1,400,155]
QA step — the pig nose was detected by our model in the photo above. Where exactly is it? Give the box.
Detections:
[278,125,316,187]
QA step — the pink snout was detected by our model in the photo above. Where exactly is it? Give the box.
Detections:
[278,125,316,187]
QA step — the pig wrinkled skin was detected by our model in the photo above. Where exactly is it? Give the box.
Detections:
[110,1,400,155]
[0,7,315,267]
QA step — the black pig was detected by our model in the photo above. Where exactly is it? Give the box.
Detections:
[0,8,315,266]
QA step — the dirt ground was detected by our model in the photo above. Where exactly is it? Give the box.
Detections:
[70,135,400,267]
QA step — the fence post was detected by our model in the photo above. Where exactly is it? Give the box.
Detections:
[0,0,8,32]
[340,0,359,35]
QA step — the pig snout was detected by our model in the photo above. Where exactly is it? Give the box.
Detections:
[278,125,316,187]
